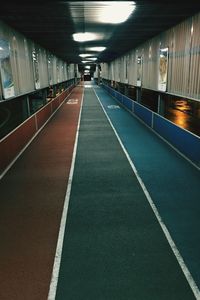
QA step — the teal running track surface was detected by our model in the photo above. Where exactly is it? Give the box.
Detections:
[94,85,200,290]
[55,84,197,299]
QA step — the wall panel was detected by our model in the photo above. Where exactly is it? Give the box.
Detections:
[101,12,200,101]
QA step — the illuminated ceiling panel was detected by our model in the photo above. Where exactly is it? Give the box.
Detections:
[1,1,200,63]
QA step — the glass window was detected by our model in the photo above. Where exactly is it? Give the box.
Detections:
[163,94,200,137]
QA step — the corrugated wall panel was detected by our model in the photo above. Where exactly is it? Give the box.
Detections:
[189,13,200,99]
[169,19,191,96]
[102,12,200,101]
[142,42,149,88]
[0,20,75,99]
[38,47,48,88]
[128,50,136,86]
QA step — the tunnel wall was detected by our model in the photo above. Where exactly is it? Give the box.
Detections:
[0,20,78,101]
[100,12,200,102]
[0,85,74,176]
[103,84,200,167]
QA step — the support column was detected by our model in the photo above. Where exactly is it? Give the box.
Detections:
[157,94,165,116]
[136,87,141,103]
[43,89,47,105]
[22,96,30,119]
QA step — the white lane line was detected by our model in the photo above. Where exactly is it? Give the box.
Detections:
[93,87,200,300]
[104,87,200,171]
[47,87,84,300]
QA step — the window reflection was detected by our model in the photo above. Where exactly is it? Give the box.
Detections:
[141,88,158,112]
[164,95,200,137]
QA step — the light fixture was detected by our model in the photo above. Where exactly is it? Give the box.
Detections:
[0,47,3,51]
[87,57,97,61]
[85,66,91,69]
[97,1,135,24]
[79,54,92,58]
[87,46,106,52]
[73,32,99,42]
[82,60,90,63]
[160,48,168,52]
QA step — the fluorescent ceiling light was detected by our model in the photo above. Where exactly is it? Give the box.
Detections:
[85,66,91,69]
[73,32,99,42]
[0,47,3,50]
[88,47,106,52]
[82,60,90,63]
[79,54,92,58]
[98,1,135,24]
[87,57,97,61]
[160,48,168,52]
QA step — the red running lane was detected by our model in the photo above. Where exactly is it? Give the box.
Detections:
[0,85,84,300]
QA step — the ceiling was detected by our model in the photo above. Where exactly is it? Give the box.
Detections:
[1,1,200,70]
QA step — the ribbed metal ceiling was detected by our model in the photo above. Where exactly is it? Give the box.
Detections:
[1,1,200,66]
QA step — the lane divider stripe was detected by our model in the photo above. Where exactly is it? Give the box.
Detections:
[47,86,84,300]
[93,87,200,300]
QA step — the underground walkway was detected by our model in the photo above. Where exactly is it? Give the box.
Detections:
[0,83,199,300]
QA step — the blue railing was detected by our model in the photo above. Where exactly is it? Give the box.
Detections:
[102,83,200,167]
